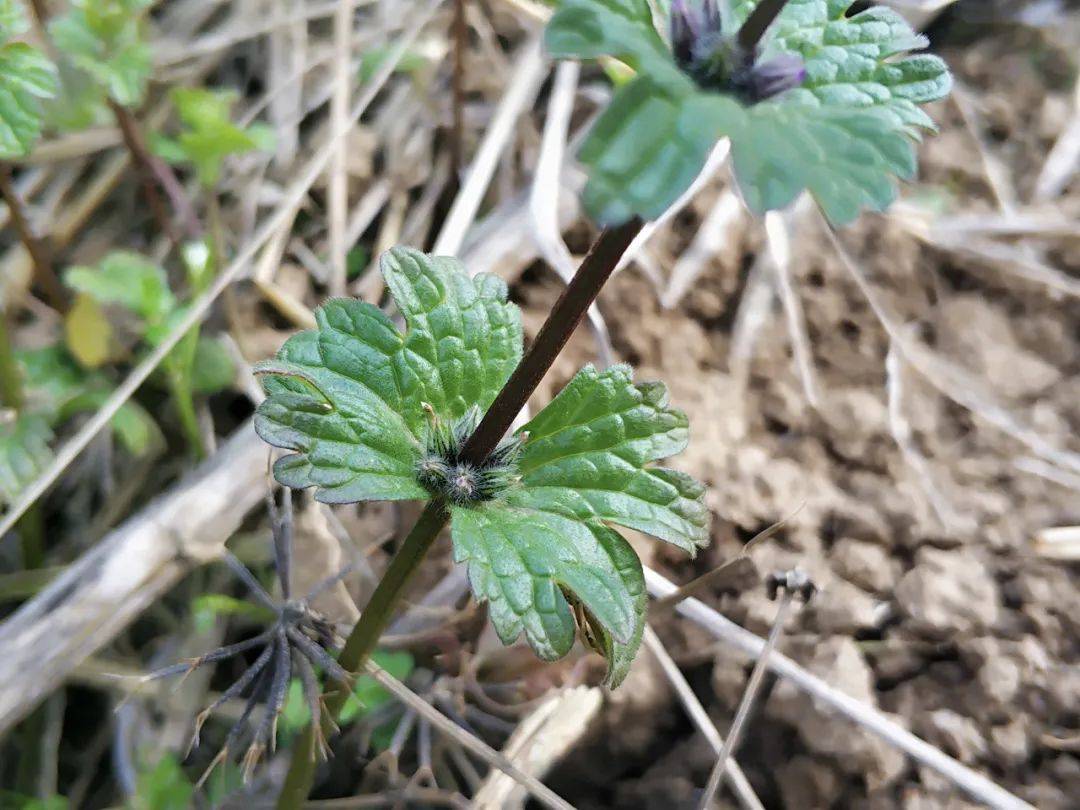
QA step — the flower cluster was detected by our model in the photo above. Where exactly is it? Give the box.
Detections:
[670,0,806,103]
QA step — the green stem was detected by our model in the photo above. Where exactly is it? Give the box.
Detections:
[274,219,644,809]
[166,360,203,459]
[276,500,450,809]
[0,314,23,410]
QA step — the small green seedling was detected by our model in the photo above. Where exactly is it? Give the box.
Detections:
[546,0,952,224]
[153,87,275,189]
[255,248,709,687]
[64,250,235,456]
[0,344,160,507]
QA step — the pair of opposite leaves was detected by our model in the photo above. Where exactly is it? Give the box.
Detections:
[255,248,709,687]
[257,0,954,684]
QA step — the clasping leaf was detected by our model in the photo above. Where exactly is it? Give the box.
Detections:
[547,0,952,225]
[256,249,710,685]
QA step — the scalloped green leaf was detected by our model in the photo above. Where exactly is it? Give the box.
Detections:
[545,0,680,82]
[381,246,523,433]
[255,248,708,685]
[49,0,153,108]
[546,0,951,225]
[577,75,740,224]
[725,97,918,222]
[512,363,709,554]
[731,0,951,134]
[0,25,59,159]
[450,502,646,686]
[64,251,176,325]
[0,412,52,506]
[254,248,521,503]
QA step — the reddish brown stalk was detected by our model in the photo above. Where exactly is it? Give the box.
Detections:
[460,218,643,462]
[110,101,177,243]
[109,101,201,244]
[737,0,792,52]
[0,164,66,312]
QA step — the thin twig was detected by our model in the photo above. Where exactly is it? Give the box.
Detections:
[697,575,804,810]
[451,0,468,174]
[765,207,820,409]
[432,36,546,256]
[362,659,575,810]
[528,60,613,366]
[643,567,1035,810]
[328,0,355,296]
[643,628,764,810]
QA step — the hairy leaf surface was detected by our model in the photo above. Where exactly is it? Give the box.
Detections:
[547,0,951,224]
[514,363,709,554]
[254,248,521,503]
[730,0,951,133]
[256,249,708,685]
[451,502,646,685]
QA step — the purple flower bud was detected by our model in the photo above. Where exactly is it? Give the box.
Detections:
[670,1,805,104]
[732,53,807,103]
[670,0,722,70]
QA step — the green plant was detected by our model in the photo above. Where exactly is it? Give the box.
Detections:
[63,250,235,457]
[48,0,152,109]
[0,0,58,158]
[253,3,949,806]
[256,248,707,688]
[48,0,198,242]
[546,0,952,224]
[153,87,275,189]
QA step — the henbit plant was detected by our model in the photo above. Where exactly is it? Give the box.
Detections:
[266,238,700,808]
[547,0,952,225]
[48,0,199,242]
[257,2,949,804]
[255,248,708,687]
[63,250,235,457]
